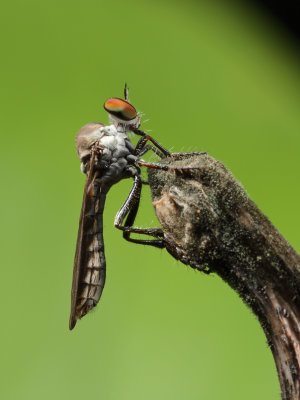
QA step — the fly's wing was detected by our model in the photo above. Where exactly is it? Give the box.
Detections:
[69,152,107,330]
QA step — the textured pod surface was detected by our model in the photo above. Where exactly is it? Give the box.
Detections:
[148,154,300,400]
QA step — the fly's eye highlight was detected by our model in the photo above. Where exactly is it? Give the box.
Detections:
[104,98,137,121]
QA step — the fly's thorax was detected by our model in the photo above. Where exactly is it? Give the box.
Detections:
[76,122,136,174]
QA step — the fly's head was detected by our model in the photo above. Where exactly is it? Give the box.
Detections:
[104,97,141,132]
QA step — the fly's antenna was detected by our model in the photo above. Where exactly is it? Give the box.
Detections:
[124,83,129,102]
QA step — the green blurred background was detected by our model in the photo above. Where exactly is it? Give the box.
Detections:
[1,0,299,399]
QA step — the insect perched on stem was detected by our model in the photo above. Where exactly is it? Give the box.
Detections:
[70,85,207,330]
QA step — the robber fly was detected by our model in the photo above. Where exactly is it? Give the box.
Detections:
[69,86,207,330]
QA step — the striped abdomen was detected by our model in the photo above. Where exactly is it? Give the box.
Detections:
[69,177,107,330]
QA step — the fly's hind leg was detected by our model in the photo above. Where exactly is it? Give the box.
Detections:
[114,169,209,274]
[114,173,165,248]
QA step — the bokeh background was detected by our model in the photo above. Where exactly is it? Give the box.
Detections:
[1,0,299,399]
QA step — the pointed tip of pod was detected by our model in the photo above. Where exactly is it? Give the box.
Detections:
[104,98,137,121]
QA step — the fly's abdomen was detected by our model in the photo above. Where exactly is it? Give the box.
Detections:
[74,185,107,322]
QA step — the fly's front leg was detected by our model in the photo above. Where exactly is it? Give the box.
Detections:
[132,135,203,176]
[130,126,171,157]
[130,126,206,160]
[114,174,165,248]
[137,144,165,159]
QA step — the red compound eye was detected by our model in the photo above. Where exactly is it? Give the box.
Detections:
[104,98,137,121]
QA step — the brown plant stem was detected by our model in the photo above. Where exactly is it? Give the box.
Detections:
[147,154,300,400]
